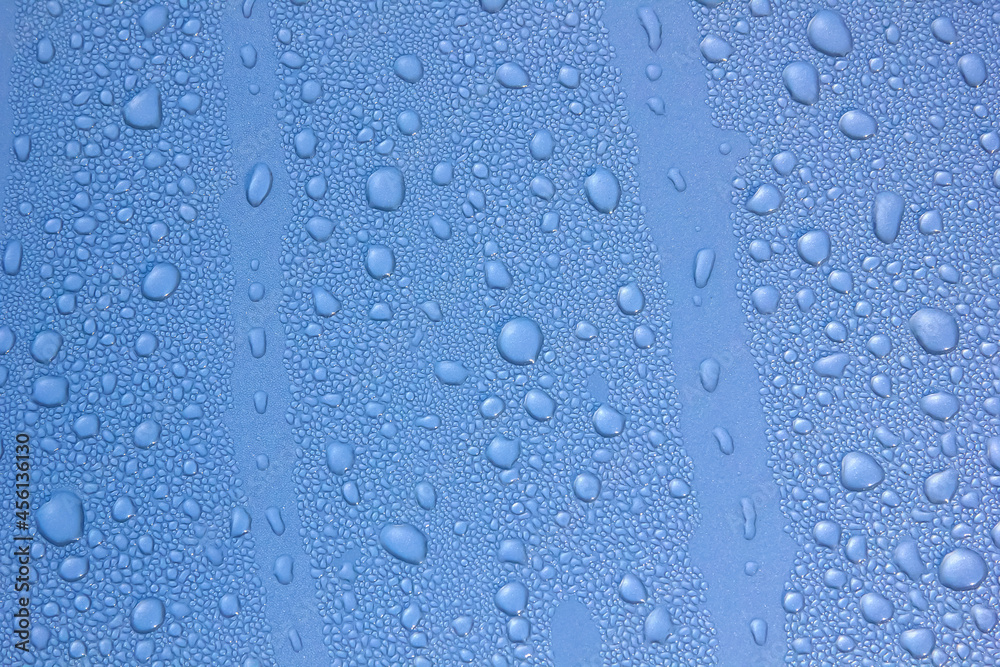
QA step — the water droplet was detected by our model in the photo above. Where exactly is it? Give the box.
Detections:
[909,308,958,355]
[312,286,341,317]
[637,7,662,52]
[243,163,274,208]
[919,392,960,421]
[523,388,555,421]
[273,555,294,584]
[958,54,987,87]
[326,442,355,475]
[486,436,520,469]
[37,491,84,546]
[393,55,423,83]
[899,628,935,659]
[583,167,621,213]
[859,592,893,624]
[57,555,89,582]
[496,62,530,88]
[30,330,62,364]
[240,44,257,68]
[141,262,181,301]
[840,452,884,491]
[807,10,853,57]
[139,5,169,35]
[750,619,767,646]
[643,606,672,644]
[693,248,715,287]
[573,472,601,502]
[700,35,732,63]
[892,538,926,580]
[839,110,877,140]
[616,281,644,315]
[592,404,624,437]
[931,17,956,44]
[497,317,542,365]
[247,328,266,358]
[712,427,734,455]
[618,573,647,603]
[365,245,395,279]
[746,184,782,215]
[751,286,780,314]
[123,86,162,130]
[3,239,22,274]
[872,191,903,243]
[31,375,69,407]
[923,469,958,504]
[480,0,508,12]
[133,420,161,449]
[699,357,721,392]
[294,128,318,158]
[529,129,554,160]
[494,581,528,616]
[938,548,987,591]
[378,524,428,565]
[813,353,851,378]
[796,230,831,265]
[131,598,166,633]
[433,361,468,385]
[37,37,55,64]
[366,166,405,211]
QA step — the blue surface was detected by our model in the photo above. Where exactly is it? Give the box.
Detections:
[1,0,998,665]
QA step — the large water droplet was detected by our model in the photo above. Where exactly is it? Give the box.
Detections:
[37,491,84,546]
[245,163,273,207]
[30,330,62,364]
[584,167,621,213]
[496,62,530,88]
[378,524,428,565]
[938,548,987,591]
[872,191,903,243]
[141,262,181,301]
[909,308,958,355]
[494,582,528,616]
[131,598,166,633]
[859,592,893,624]
[486,436,520,469]
[796,230,831,265]
[497,317,542,365]
[839,110,877,140]
[393,55,423,83]
[123,86,162,130]
[32,375,69,407]
[839,452,884,491]
[746,184,782,215]
[366,166,405,211]
[807,10,853,57]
